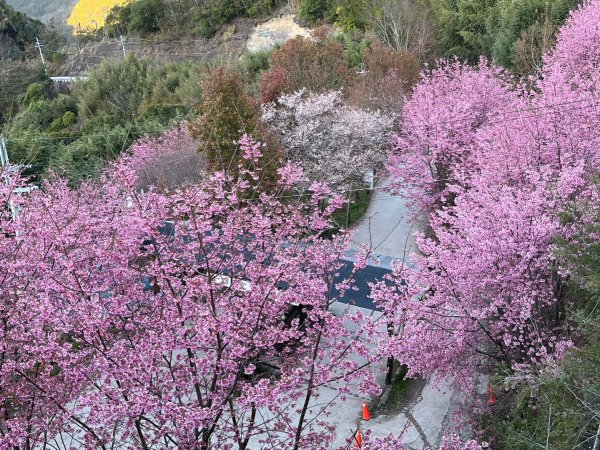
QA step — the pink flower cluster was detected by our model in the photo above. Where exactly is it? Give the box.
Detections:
[383,0,600,389]
[0,137,385,448]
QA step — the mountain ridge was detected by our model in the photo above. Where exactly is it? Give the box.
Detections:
[0,0,45,59]
[5,0,76,24]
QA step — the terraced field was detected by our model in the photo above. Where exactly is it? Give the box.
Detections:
[67,0,133,32]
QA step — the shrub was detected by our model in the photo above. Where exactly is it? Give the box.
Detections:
[346,41,420,112]
[300,0,326,25]
[125,0,166,34]
[245,0,274,18]
[62,111,77,127]
[241,50,272,80]
[18,83,47,107]
[259,36,353,99]
[334,0,368,32]
[259,66,289,104]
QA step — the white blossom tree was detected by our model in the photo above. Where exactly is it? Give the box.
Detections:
[263,90,394,192]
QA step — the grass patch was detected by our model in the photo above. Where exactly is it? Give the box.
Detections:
[386,364,412,407]
[331,189,373,229]
[388,376,412,405]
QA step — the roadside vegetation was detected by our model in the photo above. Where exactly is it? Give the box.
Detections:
[4,57,203,183]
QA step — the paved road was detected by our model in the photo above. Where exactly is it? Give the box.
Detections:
[343,178,482,448]
[350,178,419,264]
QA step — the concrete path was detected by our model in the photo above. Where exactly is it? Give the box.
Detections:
[345,377,455,449]
[343,177,467,448]
[259,178,482,449]
[340,373,489,449]
[350,178,419,265]
[289,303,469,450]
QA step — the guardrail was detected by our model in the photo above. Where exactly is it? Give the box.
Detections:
[50,76,88,84]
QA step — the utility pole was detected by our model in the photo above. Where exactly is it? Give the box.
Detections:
[35,37,48,75]
[0,136,10,186]
[119,35,127,57]
[1,136,36,225]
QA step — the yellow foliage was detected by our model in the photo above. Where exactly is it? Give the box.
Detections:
[67,0,134,33]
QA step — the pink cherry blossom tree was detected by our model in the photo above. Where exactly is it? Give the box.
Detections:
[541,0,600,85]
[381,0,600,389]
[387,59,514,214]
[126,126,206,193]
[0,136,389,449]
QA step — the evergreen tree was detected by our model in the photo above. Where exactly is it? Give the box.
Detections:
[300,0,326,25]
[189,67,283,189]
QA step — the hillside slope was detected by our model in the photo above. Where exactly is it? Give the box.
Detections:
[0,0,44,59]
[5,0,76,24]
[58,19,253,75]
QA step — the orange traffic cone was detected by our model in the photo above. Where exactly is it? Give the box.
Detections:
[355,428,363,448]
[362,400,371,421]
[488,384,497,405]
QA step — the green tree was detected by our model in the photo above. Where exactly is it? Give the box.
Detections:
[189,67,282,187]
[14,92,76,132]
[189,66,260,172]
[6,57,203,184]
[104,0,276,39]
[492,0,579,68]
[62,111,77,127]
[428,0,581,68]
[429,0,497,62]
[333,0,368,32]
[49,139,104,184]
[126,0,166,34]
[75,55,152,121]
[18,82,47,107]
[300,0,326,25]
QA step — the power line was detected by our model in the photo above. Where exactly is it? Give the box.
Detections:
[63,51,215,59]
